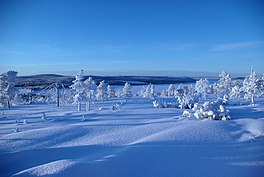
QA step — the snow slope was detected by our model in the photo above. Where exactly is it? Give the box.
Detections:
[0,98,264,177]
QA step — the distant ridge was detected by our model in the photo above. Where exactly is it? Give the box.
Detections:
[17,74,197,89]
[16,74,246,89]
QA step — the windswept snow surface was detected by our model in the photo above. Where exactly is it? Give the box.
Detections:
[0,98,264,177]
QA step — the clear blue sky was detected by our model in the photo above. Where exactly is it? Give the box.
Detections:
[0,0,263,76]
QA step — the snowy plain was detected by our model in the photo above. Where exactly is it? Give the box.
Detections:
[0,85,264,177]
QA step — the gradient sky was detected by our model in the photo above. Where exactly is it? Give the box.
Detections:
[0,0,264,76]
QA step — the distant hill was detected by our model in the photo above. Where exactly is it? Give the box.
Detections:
[17,74,198,89]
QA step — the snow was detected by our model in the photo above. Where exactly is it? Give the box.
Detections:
[1,94,264,176]
[13,160,77,176]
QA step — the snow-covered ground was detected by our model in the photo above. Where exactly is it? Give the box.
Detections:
[0,96,264,177]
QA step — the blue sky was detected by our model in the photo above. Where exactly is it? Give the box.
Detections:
[0,0,263,76]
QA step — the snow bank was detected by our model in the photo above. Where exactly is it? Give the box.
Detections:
[13,159,77,176]
[1,97,264,177]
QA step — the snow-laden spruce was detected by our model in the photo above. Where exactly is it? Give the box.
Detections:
[139,83,156,99]
[96,80,107,101]
[120,82,133,98]
[230,85,243,99]
[177,84,200,109]
[70,70,97,111]
[216,71,232,97]
[242,66,262,104]
[107,85,116,98]
[70,70,86,111]
[194,78,209,100]
[83,77,97,110]
[0,70,18,108]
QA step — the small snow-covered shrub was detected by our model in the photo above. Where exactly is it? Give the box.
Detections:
[41,112,46,120]
[98,107,109,111]
[13,128,19,133]
[180,98,230,120]
[182,110,191,118]
[153,99,177,108]
[153,100,167,108]
[223,94,229,104]
[192,99,230,120]
[110,103,122,111]
[81,115,87,121]
[192,103,200,111]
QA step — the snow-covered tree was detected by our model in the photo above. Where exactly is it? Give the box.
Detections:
[149,84,156,99]
[216,71,232,97]
[60,89,74,105]
[39,83,63,106]
[0,71,18,108]
[160,90,167,97]
[153,99,167,108]
[195,78,209,100]
[166,84,175,97]
[139,83,156,99]
[174,84,184,98]
[96,80,107,101]
[230,85,243,99]
[83,77,97,111]
[121,82,133,98]
[242,67,261,104]
[107,85,116,98]
[260,74,264,96]
[0,73,10,106]
[13,87,32,104]
[70,70,86,111]
[177,94,195,109]
[175,84,197,109]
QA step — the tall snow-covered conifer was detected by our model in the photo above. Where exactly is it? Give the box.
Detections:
[242,67,261,104]
[70,70,86,111]
[0,71,18,108]
[96,80,107,100]
[216,71,232,97]
[107,85,116,98]
[84,77,96,111]
[195,78,209,100]
[139,83,156,99]
[166,84,175,97]
[121,82,132,98]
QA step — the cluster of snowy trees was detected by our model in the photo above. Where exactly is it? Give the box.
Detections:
[154,68,264,108]
[152,67,264,120]
[1,67,264,114]
[0,70,133,110]
[70,70,133,111]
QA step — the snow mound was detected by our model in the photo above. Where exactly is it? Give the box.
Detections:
[13,159,77,177]
[236,118,264,142]
[229,161,264,167]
